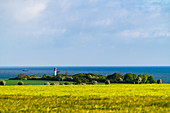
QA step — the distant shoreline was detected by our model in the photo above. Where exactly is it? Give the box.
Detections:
[0,66,170,83]
[1,65,170,67]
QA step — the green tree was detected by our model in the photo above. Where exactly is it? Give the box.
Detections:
[147,76,156,83]
[142,73,149,83]
[87,75,92,82]
[56,76,62,81]
[30,75,36,78]
[75,77,88,83]
[118,78,123,82]
[42,74,47,78]
[138,74,143,80]
[124,73,133,83]
[46,75,51,79]
[57,71,60,76]
[132,74,137,80]
[107,72,123,83]
[17,73,29,80]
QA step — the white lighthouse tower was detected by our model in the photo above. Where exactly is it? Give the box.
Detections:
[54,68,57,76]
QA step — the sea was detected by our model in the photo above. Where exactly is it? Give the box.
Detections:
[0,66,170,83]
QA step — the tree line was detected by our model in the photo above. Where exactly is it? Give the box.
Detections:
[9,71,162,84]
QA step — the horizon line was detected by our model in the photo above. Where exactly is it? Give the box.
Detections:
[0,65,170,67]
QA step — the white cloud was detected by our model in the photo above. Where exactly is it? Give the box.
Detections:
[107,1,121,8]
[119,30,142,38]
[88,0,99,4]
[56,0,72,13]
[93,19,112,26]
[0,0,169,41]
[25,27,67,37]
[149,5,161,12]
[0,0,49,22]
[118,29,170,39]
[153,32,170,37]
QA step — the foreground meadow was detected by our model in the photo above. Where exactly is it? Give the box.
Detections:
[0,84,169,112]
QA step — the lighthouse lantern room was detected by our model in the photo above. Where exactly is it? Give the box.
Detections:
[54,68,57,76]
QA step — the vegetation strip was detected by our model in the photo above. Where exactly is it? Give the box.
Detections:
[8,72,162,85]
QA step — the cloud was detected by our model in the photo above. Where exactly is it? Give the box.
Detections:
[107,1,121,8]
[93,19,112,26]
[24,27,67,37]
[117,29,170,39]
[0,0,170,41]
[0,0,170,66]
[88,0,99,4]
[56,0,72,13]
[0,0,49,22]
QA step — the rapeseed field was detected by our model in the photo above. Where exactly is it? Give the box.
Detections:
[0,84,169,112]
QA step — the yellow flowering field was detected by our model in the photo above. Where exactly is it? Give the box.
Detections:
[0,84,169,112]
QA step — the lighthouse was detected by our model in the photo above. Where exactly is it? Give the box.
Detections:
[54,68,57,76]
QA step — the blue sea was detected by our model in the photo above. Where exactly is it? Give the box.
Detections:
[0,66,170,83]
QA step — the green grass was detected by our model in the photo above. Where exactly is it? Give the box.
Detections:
[2,80,74,85]
[1,79,131,85]
[0,79,8,81]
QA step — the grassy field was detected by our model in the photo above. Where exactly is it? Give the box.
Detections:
[1,80,75,85]
[1,80,112,85]
[0,84,169,112]
[1,80,129,85]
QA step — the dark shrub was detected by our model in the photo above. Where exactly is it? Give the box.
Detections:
[72,83,77,85]
[105,80,110,85]
[56,76,65,81]
[157,79,162,84]
[9,78,16,80]
[65,76,73,81]
[75,77,89,84]
[64,82,70,85]
[92,81,97,85]
[50,82,59,85]
[18,81,24,85]
[50,83,56,85]
[44,82,50,85]
[0,81,6,85]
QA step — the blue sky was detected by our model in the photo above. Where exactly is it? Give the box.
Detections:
[0,0,170,66]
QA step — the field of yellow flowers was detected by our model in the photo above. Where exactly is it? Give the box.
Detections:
[0,84,169,112]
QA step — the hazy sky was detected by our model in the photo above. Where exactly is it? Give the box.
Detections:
[0,0,170,66]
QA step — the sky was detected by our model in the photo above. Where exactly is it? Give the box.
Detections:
[0,0,170,66]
